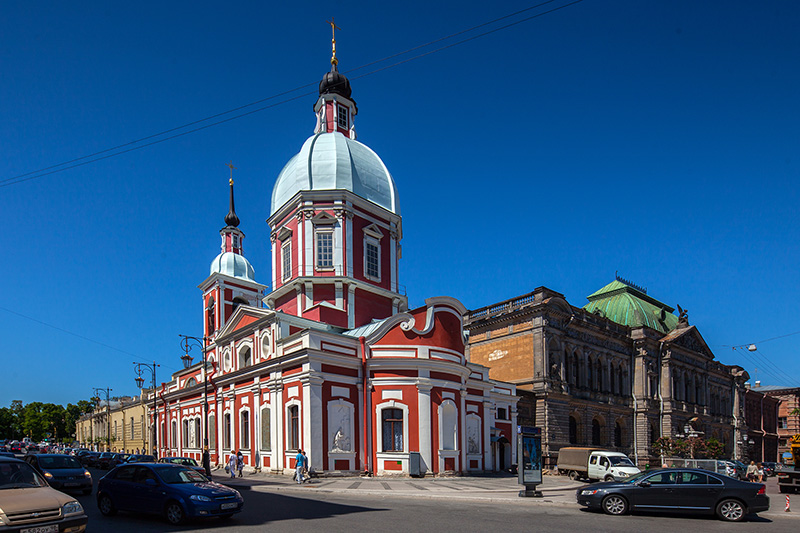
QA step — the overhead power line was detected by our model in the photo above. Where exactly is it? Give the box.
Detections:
[1,0,585,189]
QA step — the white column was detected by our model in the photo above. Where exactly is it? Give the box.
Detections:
[483,399,494,472]
[417,380,432,474]
[304,212,313,276]
[459,388,467,473]
[347,285,356,329]
[346,207,354,276]
[253,388,261,470]
[390,229,397,292]
[270,236,277,290]
[305,372,325,472]
[297,213,305,278]
[270,381,283,473]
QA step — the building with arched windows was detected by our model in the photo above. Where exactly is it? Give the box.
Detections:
[465,279,751,467]
[150,55,518,476]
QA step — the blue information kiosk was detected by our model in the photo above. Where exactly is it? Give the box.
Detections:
[517,425,543,497]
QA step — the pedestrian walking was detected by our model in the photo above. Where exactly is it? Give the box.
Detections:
[295,449,306,484]
[757,462,764,482]
[228,453,237,479]
[236,450,244,477]
[303,450,309,480]
[746,461,757,482]
[202,446,212,477]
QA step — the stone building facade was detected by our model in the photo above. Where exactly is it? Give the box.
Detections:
[76,396,148,453]
[743,386,780,462]
[464,279,750,468]
[758,385,800,463]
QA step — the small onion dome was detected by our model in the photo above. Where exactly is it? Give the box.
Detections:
[210,251,255,281]
[319,66,352,99]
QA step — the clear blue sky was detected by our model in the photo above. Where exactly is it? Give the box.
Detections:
[2,0,798,406]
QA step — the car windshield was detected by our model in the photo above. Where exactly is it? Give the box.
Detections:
[170,458,198,466]
[608,456,634,466]
[623,471,651,484]
[39,456,82,469]
[0,462,48,489]
[154,466,207,484]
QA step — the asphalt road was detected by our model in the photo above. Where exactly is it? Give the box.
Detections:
[72,468,800,533]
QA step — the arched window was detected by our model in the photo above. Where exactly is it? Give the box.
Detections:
[240,410,250,449]
[439,401,457,451]
[170,420,177,448]
[232,296,248,311]
[208,413,216,450]
[206,297,215,334]
[592,419,602,446]
[186,377,197,388]
[614,421,622,447]
[288,405,299,450]
[569,416,578,444]
[260,406,271,452]
[239,346,252,368]
[587,357,594,391]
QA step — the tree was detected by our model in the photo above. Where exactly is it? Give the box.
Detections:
[705,437,725,459]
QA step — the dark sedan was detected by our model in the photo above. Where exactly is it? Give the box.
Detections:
[97,463,243,524]
[23,453,93,495]
[158,456,206,474]
[577,468,769,522]
[124,454,156,464]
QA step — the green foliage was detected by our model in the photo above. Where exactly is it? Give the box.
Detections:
[0,399,93,442]
[652,435,725,459]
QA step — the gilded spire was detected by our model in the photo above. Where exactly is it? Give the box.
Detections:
[327,18,341,67]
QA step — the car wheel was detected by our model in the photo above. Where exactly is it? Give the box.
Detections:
[568,471,580,481]
[98,494,117,516]
[602,494,628,516]
[716,499,745,522]
[165,501,186,525]
[604,475,615,482]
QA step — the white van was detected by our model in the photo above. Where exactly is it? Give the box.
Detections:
[587,451,640,481]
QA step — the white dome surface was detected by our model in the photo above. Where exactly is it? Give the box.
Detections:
[210,252,256,281]
[271,132,399,215]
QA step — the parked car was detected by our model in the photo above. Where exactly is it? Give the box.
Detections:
[557,447,640,482]
[79,451,101,468]
[576,468,769,522]
[0,456,88,531]
[97,463,243,524]
[158,456,206,474]
[124,454,156,464]
[762,462,777,477]
[24,453,93,495]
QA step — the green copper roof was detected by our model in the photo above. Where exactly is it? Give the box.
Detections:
[583,279,679,334]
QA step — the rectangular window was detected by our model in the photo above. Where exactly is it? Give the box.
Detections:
[779,417,787,429]
[316,231,333,268]
[289,406,299,450]
[170,421,176,447]
[209,414,216,450]
[241,411,250,449]
[337,104,349,129]
[182,420,189,447]
[497,407,507,420]
[382,408,403,452]
[281,241,292,281]
[224,414,231,449]
[365,240,380,279]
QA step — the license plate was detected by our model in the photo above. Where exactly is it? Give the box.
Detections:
[21,526,59,533]
[220,502,238,510]
[64,482,80,487]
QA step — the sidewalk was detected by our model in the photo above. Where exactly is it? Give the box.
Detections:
[210,468,582,505]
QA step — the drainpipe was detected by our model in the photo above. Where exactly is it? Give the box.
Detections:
[731,380,739,460]
[657,341,664,465]
[360,336,370,475]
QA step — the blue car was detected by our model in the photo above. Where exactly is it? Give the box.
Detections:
[97,463,243,524]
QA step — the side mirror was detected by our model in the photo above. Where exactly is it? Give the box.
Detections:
[638,481,650,488]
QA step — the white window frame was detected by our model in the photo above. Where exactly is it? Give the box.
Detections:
[237,341,253,370]
[315,229,334,270]
[281,240,292,281]
[375,400,408,454]
[337,104,349,129]
[364,236,381,281]
[239,408,251,450]
[438,399,458,451]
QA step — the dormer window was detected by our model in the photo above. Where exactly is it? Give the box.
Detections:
[337,104,349,130]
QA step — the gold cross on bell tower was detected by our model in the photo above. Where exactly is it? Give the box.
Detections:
[226,160,237,185]
[327,18,341,66]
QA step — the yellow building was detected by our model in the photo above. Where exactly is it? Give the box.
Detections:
[76,395,149,453]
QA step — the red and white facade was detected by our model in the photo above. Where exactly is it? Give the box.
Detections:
[152,62,517,476]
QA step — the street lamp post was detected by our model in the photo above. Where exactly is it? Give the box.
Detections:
[133,361,160,456]
[92,387,112,452]
[179,335,208,447]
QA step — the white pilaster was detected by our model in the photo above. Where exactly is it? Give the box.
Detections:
[305,372,325,472]
[417,380,432,474]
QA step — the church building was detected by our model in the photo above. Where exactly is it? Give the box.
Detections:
[153,48,517,476]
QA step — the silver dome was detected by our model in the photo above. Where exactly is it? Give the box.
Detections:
[271,132,399,215]
[210,252,256,281]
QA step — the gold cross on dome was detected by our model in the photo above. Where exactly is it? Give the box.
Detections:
[327,18,341,66]
[226,160,237,184]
